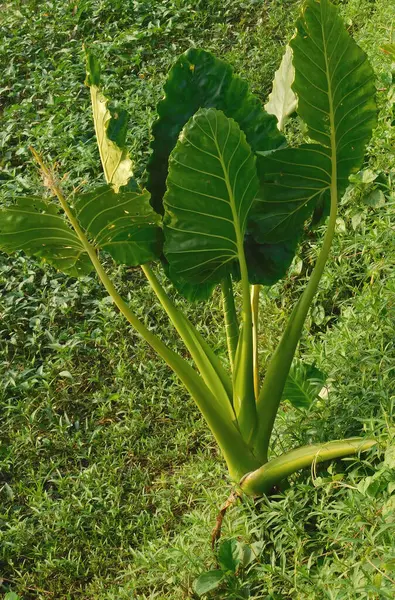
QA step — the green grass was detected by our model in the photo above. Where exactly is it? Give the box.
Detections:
[1,0,394,598]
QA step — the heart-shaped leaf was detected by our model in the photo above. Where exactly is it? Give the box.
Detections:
[147,48,287,297]
[74,185,162,266]
[163,108,258,284]
[147,48,283,214]
[0,197,92,277]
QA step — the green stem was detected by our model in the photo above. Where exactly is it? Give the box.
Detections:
[251,284,261,399]
[31,149,257,481]
[254,193,337,461]
[241,438,377,496]
[253,33,339,461]
[220,274,239,370]
[87,86,233,407]
[219,153,256,445]
[142,264,234,414]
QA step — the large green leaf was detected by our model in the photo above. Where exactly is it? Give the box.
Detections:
[281,359,326,409]
[250,144,331,243]
[290,0,377,186]
[162,260,216,302]
[265,45,297,131]
[147,48,283,215]
[0,198,92,277]
[252,0,377,462]
[163,108,259,284]
[243,233,298,285]
[74,185,162,266]
[251,0,377,246]
[85,53,134,192]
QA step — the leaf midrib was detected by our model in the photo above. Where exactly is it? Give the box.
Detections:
[286,372,312,406]
[207,114,246,266]
[320,2,338,201]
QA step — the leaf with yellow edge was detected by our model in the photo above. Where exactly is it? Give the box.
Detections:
[85,53,134,192]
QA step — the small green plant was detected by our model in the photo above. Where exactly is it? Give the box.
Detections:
[4,594,20,600]
[193,538,254,597]
[0,0,379,511]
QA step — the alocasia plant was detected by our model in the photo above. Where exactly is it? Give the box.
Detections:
[0,0,378,514]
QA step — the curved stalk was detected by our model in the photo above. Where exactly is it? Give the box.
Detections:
[253,195,337,461]
[31,149,257,480]
[241,438,377,496]
[253,34,340,461]
[220,274,239,370]
[88,81,234,414]
[219,151,256,445]
[251,284,261,399]
[142,264,234,411]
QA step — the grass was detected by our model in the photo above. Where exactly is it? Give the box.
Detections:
[0,0,394,598]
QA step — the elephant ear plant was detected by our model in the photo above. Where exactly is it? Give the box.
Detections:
[0,0,378,527]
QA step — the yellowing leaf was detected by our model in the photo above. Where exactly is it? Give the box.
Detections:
[265,45,297,131]
[85,53,133,192]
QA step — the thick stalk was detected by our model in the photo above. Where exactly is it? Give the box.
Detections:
[241,438,377,496]
[251,284,261,399]
[253,33,340,461]
[253,197,337,461]
[31,149,258,480]
[218,150,256,444]
[90,91,234,414]
[142,264,234,412]
[220,274,239,370]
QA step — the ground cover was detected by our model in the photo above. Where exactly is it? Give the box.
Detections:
[0,1,394,598]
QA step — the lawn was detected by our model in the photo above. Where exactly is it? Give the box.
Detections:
[0,0,394,598]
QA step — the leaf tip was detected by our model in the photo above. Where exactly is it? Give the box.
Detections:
[85,51,101,87]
